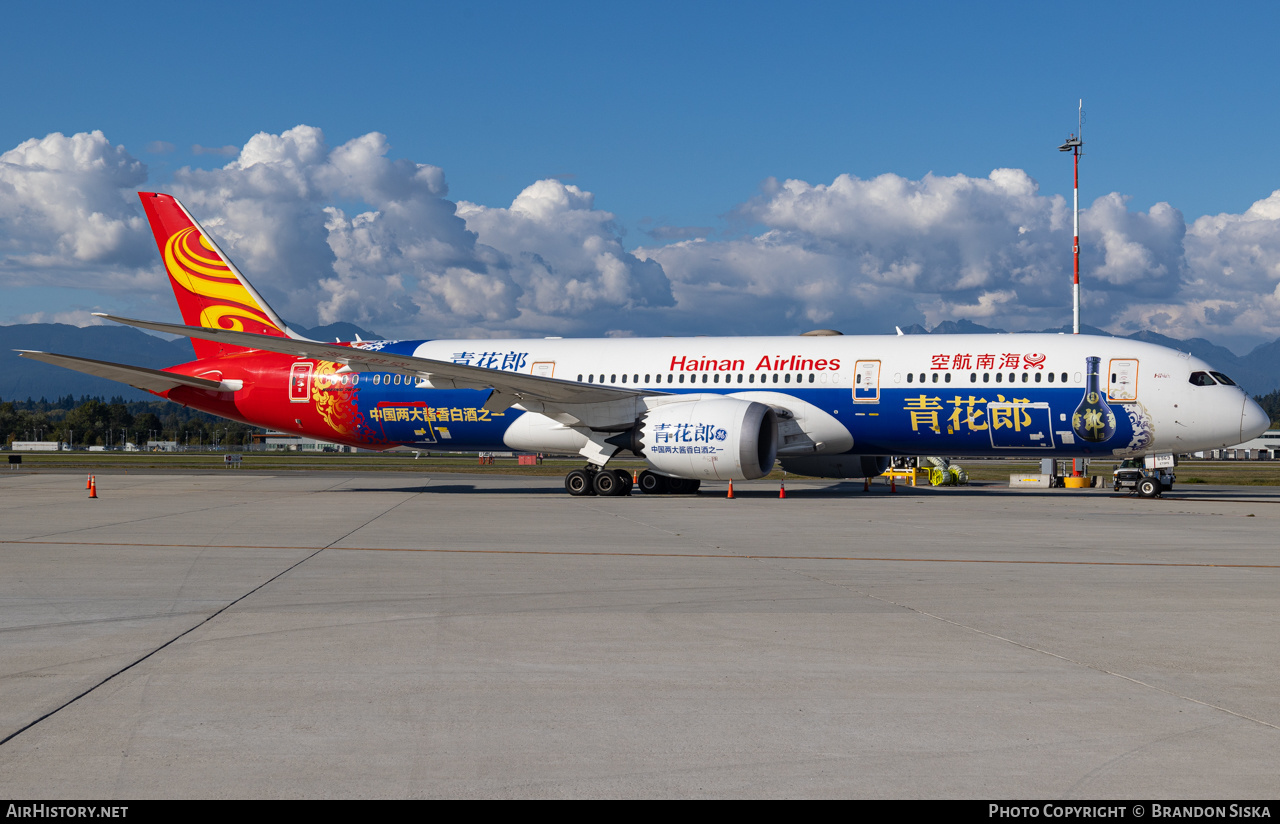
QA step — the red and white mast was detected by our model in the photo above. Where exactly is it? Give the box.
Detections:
[1059,100,1084,334]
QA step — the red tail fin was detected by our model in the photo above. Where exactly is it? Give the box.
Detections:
[138,192,298,358]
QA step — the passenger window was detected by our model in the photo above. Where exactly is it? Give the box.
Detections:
[1061,372,1068,383]
[944,373,951,383]
[702,374,708,384]
[373,374,381,385]
[1048,372,1055,383]
[995,373,1003,383]
[809,373,815,383]
[679,374,685,384]
[577,374,583,382]
[634,374,639,383]
[749,374,755,384]
[982,373,990,383]
[621,374,627,383]
[645,374,650,383]
[772,374,779,384]
[667,374,673,383]
[713,374,720,383]
[907,373,914,383]
[611,374,616,383]
[1034,372,1041,383]
[587,374,594,383]
[1021,372,1028,383]
[738,374,744,383]
[970,373,976,383]
[1210,372,1237,386]
[784,373,791,383]
[931,373,938,383]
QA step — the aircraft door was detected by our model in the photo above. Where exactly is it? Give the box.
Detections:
[853,360,881,403]
[289,362,313,403]
[986,401,1056,449]
[531,361,555,378]
[1108,359,1139,402]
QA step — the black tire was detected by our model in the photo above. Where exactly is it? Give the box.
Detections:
[1138,477,1160,498]
[614,469,634,495]
[565,469,595,496]
[593,468,621,496]
[638,471,668,495]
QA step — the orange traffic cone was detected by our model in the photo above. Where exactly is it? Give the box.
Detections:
[890,476,897,494]
[727,479,735,499]
[88,476,97,499]
[633,470,639,484]
[86,474,92,489]
[778,479,786,499]
[863,478,870,492]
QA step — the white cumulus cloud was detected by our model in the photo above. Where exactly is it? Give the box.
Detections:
[0,130,154,288]
[5,127,1280,352]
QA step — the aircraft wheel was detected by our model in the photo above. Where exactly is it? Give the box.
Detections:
[565,469,595,496]
[614,469,634,495]
[638,471,668,495]
[593,468,622,496]
[1138,477,1160,498]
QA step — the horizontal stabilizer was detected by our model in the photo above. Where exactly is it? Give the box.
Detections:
[15,350,225,394]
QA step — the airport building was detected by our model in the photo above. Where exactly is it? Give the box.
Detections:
[1195,430,1280,460]
[250,430,362,452]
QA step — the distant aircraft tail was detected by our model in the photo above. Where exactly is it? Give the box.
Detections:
[138,192,305,359]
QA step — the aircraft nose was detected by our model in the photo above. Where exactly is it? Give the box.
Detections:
[1241,396,1270,443]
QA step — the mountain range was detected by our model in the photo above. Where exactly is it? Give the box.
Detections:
[2,321,1278,402]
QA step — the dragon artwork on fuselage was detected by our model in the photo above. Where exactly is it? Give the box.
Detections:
[16,192,1271,496]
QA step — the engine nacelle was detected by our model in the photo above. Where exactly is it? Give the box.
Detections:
[779,455,889,479]
[637,398,777,480]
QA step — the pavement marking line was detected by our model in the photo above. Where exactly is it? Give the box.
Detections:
[5,539,1280,569]
[0,488,424,749]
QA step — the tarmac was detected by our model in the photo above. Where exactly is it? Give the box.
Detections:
[1,469,1278,798]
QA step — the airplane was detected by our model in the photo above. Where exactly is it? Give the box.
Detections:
[17,192,1271,497]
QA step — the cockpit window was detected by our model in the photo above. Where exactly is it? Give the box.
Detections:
[1188,371,1217,386]
[1210,371,1237,386]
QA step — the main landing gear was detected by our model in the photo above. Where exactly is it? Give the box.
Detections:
[564,467,701,497]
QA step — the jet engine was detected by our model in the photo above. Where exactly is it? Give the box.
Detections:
[627,398,778,480]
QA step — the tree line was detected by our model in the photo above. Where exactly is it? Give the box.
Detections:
[1256,389,1280,429]
[1,395,259,449]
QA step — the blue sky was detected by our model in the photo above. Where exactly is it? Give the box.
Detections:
[4,1,1280,350]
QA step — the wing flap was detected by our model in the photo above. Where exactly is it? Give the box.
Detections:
[15,350,224,394]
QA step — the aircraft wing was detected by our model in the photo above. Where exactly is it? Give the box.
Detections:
[93,314,663,415]
[15,350,227,394]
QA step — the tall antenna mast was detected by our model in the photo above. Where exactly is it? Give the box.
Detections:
[1058,99,1084,334]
